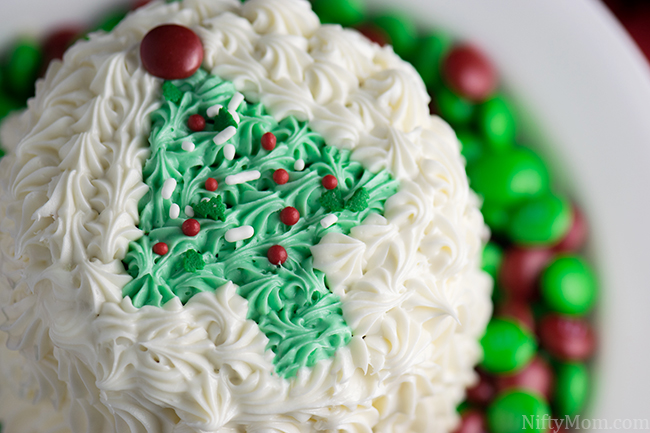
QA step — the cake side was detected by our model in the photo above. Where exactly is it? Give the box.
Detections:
[0,0,492,432]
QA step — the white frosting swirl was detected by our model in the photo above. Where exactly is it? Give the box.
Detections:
[0,0,492,432]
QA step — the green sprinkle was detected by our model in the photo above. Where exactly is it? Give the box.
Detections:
[162,81,183,104]
[320,189,345,212]
[214,108,238,131]
[182,249,205,272]
[193,196,226,221]
[346,187,369,212]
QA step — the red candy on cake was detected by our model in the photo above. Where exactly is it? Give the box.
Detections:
[152,242,169,256]
[539,314,596,361]
[261,132,277,151]
[205,177,218,191]
[273,169,289,185]
[280,206,300,226]
[498,247,554,301]
[443,44,496,102]
[182,218,201,237]
[140,24,204,80]
[322,174,338,190]
[188,114,206,132]
[494,356,554,400]
[267,245,288,265]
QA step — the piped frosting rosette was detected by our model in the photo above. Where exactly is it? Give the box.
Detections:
[0,0,492,432]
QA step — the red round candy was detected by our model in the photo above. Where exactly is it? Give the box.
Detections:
[42,26,82,63]
[152,242,169,255]
[322,174,338,190]
[280,206,300,226]
[539,314,596,361]
[465,369,495,407]
[182,218,201,237]
[205,177,218,191]
[442,44,497,102]
[494,356,554,400]
[498,247,553,301]
[188,114,206,132]
[273,169,289,185]
[261,132,277,151]
[140,24,204,80]
[495,300,536,332]
[267,245,288,265]
[452,409,487,433]
[355,23,389,47]
[553,204,588,252]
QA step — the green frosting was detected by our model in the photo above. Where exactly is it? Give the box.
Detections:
[122,69,398,377]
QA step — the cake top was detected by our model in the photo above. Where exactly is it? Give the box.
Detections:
[0,0,491,432]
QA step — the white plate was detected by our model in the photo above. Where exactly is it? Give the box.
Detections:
[2,0,650,427]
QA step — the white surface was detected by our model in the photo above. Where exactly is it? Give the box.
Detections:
[1,0,650,427]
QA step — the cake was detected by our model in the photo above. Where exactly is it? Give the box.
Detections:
[0,0,492,432]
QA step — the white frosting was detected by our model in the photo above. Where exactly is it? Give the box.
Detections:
[0,0,492,432]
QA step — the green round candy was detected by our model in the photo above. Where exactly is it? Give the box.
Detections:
[541,255,597,315]
[554,362,589,417]
[488,390,552,433]
[482,242,503,280]
[507,193,572,246]
[480,318,537,374]
[436,86,475,126]
[411,33,452,89]
[456,130,484,166]
[312,0,366,26]
[5,39,42,99]
[467,147,550,207]
[480,96,516,152]
[372,13,418,59]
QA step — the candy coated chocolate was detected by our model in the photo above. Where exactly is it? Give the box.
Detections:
[495,356,554,400]
[495,300,535,332]
[452,409,488,433]
[539,314,595,361]
[553,204,588,252]
[443,44,496,102]
[466,369,496,406]
[140,24,204,80]
[498,247,553,301]
[487,390,551,433]
[541,255,597,316]
[480,318,537,374]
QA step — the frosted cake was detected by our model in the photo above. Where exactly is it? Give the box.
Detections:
[0,0,491,432]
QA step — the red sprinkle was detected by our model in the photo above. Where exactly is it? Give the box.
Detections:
[539,314,596,361]
[152,242,169,255]
[188,114,206,132]
[322,174,338,190]
[280,206,300,226]
[442,44,497,102]
[140,24,204,80]
[267,245,288,265]
[205,177,218,191]
[261,132,277,151]
[273,169,289,185]
[182,218,201,237]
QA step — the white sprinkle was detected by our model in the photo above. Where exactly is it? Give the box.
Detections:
[181,141,195,152]
[229,109,240,125]
[224,143,236,160]
[206,104,222,117]
[161,178,177,199]
[185,205,195,217]
[228,92,245,111]
[226,170,261,185]
[169,204,180,219]
[214,126,237,145]
[294,158,305,171]
[320,214,338,229]
[225,225,254,243]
